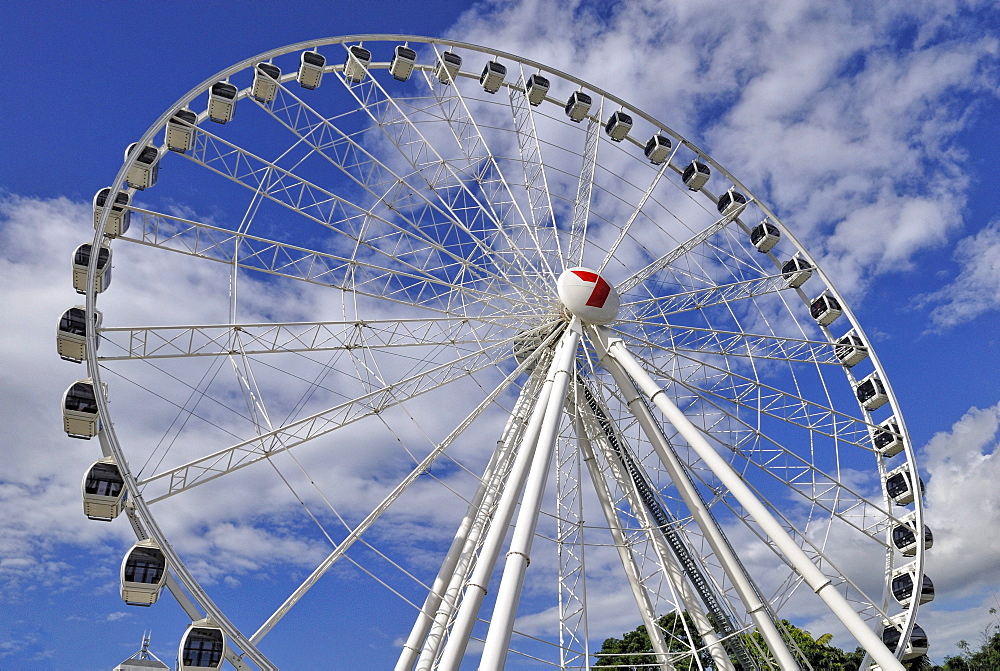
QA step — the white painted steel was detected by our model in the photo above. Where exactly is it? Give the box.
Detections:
[436,332,576,669]
[478,323,581,668]
[407,368,546,670]
[573,385,737,670]
[74,35,926,669]
[594,326,906,671]
[572,407,675,670]
[590,327,800,671]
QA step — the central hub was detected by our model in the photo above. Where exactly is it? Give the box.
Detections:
[557,267,620,325]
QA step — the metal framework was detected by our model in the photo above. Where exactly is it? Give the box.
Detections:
[69,35,930,671]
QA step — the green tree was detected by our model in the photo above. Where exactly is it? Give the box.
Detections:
[594,613,863,670]
[594,611,709,670]
[742,619,860,670]
[937,607,1000,671]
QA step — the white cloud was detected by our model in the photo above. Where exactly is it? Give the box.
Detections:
[0,187,526,641]
[0,196,138,597]
[443,2,999,660]
[916,219,1000,329]
[449,0,999,305]
[3,2,999,663]
[921,401,1000,599]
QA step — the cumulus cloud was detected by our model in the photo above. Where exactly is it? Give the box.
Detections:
[915,219,1000,330]
[0,196,138,598]
[921,401,1000,597]
[443,2,1000,659]
[3,2,999,665]
[0,191,523,658]
[450,0,1000,302]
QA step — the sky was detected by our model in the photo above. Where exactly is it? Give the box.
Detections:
[2,0,999,669]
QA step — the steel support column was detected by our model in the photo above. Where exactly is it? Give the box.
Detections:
[592,326,906,671]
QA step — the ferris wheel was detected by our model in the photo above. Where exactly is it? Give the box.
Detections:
[59,36,934,670]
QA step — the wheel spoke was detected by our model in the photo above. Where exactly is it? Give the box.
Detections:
[612,322,845,366]
[256,82,530,299]
[251,354,531,644]
[99,316,511,360]
[616,215,736,295]
[119,206,536,317]
[80,38,922,671]
[331,54,553,298]
[508,67,564,273]
[138,337,512,502]
[567,110,601,267]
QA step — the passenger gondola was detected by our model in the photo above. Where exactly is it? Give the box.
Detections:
[717,188,748,217]
[565,91,592,122]
[93,188,131,237]
[252,62,281,103]
[389,45,417,81]
[121,539,168,606]
[891,563,935,607]
[63,379,100,439]
[57,305,101,362]
[82,458,126,521]
[344,45,372,83]
[72,243,112,295]
[525,73,549,105]
[480,59,506,93]
[682,160,711,191]
[856,372,889,410]
[435,51,462,84]
[179,620,226,670]
[873,416,904,457]
[750,219,780,252]
[297,51,326,89]
[207,82,238,123]
[881,617,929,661]
[605,111,633,142]
[781,255,812,288]
[886,464,924,506]
[124,143,160,190]
[810,292,843,326]
[643,134,671,164]
[166,108,197,153]
[891,511,933,556]
[834,330,868,367]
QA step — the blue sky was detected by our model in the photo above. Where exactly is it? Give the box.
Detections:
[2,1,999,669]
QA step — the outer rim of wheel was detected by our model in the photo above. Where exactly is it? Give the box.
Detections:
[84,34,927,666]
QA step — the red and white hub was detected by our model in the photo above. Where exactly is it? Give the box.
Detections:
[556,267,620,325]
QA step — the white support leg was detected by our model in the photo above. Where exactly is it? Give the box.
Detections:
[575,380,733,671]
[592,326,905,671]
[610,459,735,670]
[405,374,542,671]
[573,405,676,671]
[478,323,582,669]
[437,328,577,670]
[589,326,801,671]
[401,529,477,671]
[400,421,520,670]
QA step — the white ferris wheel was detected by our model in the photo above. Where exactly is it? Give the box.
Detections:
[59,36,933,670]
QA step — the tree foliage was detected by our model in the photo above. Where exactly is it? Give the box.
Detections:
[934,607,1000,671]
[594,613,865,670]
[594,611,710,670]
[743,620,864,670]
[595,608,1000,670]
